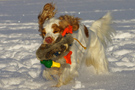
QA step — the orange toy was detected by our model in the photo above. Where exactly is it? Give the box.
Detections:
[62,25,73,37]
[62,25,73,64]
[64,51,72,65]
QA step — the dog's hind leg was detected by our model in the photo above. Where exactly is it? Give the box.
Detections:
[85,12,115,74]
[85,31,109,74]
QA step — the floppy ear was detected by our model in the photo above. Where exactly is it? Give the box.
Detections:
[59,20,70,32]
[72,24,79,31]
[59,15,81,31]
[38,2,56,33]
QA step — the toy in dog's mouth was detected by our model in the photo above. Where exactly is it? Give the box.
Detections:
[36,33,87,68]
[36,34,74,61]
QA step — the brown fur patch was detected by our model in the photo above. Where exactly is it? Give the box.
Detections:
[52,24,63,34]
[40,28,46,38]
[84,25,89,37]
[59,15,81,31]
[59,20,70,33]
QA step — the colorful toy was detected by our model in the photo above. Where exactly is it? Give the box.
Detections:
[62,25,73,37]
[36,34,74,60]
[40,60,60,68]
[64,51,72,65]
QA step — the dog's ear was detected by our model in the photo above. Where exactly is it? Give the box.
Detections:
[59,20,70,32]
[72,24,79,31]
[38,2,57,33]
[59,15,81,31]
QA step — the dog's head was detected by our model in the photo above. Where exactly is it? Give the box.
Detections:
[42,18,61,44]
[38,3,80,44]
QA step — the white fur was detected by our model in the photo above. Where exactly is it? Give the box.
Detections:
[43,18,60,44]
[42,12,114,87]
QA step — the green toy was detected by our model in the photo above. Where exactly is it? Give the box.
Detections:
[40,60,60,68]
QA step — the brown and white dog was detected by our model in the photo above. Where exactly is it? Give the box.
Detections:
[37,3,115,87]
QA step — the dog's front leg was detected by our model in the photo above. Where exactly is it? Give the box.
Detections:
[57,47,79,86]
[54,46,79,87]
[53,75,64,87]
[42,69,53,80]
[54,68,74,87]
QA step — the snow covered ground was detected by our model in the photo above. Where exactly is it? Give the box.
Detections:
[0,0,135,90]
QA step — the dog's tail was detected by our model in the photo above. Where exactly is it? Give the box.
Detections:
[90,12,115,48]
[85,12,115,74]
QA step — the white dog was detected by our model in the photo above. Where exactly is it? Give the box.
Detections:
[37,3,115,87]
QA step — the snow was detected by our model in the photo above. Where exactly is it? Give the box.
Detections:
[0,0,135,90]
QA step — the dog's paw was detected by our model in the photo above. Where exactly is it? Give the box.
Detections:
[52,83,63,87]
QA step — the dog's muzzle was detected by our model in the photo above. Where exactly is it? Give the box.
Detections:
[45,36,53,44]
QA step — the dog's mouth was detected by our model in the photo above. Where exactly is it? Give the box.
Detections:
[44,36,54,44]
[44,35,62,44]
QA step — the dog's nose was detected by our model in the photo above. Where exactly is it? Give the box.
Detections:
[45,37,53,44]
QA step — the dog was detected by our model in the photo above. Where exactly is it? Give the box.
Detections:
[37,3,115,87]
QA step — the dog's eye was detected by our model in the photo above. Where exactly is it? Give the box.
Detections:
[43,32,46,35]
[53,30,59,33]
[53,29,60,33]
[42,30,46,36]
